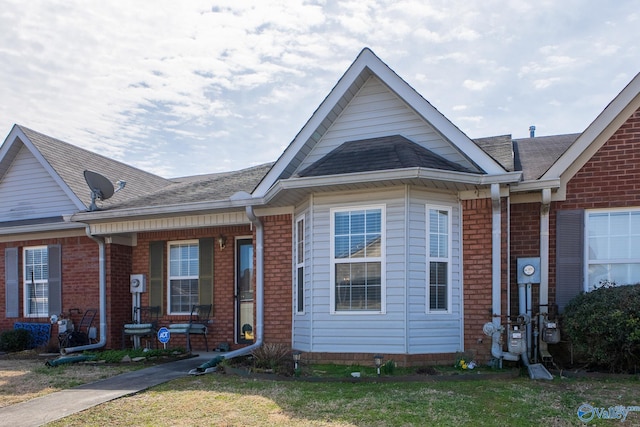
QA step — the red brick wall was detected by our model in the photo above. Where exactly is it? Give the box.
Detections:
[509,203,542,310]
[132,225,253,351]
[461,197,504,363]
[262,214,293,345]
[547,107,640,306]
[0,235,100,350]
[105,243,133,349]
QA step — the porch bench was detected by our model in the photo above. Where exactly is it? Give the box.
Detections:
[167,304,212,352]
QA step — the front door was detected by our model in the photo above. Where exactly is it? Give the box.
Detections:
[236,238,254,344]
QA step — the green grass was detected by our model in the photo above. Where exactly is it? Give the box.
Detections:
[46,372,640,426]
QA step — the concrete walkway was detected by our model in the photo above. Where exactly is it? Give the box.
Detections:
[0,352,215,427]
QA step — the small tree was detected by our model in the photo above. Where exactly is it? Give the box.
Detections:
[562,284,640,373]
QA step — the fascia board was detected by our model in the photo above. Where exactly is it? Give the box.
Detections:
[509,179,561,193]
[543,73,640,180]
[8,126,86,210]
[0,221,85,236]
[69,197,265,223]
[263,168,521,202]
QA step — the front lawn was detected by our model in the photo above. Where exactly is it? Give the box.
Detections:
[47,372,640,426]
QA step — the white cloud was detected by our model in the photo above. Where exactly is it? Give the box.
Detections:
[0,0,639,176]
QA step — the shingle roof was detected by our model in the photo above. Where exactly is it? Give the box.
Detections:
[513,133,580,180]
[298,135,477,177]
[473,135,514,172]
[19,126,172,210]
[108,162,274,209]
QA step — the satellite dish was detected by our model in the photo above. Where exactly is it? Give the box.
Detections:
[84,170,115,211]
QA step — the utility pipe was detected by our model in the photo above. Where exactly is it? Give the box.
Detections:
[538,188,552,360]
[489,184,519,362]
[189,203,264,374]
[62,227,107,354]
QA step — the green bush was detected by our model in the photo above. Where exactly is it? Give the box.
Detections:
[562,284,640,372]
[0,328,31,352]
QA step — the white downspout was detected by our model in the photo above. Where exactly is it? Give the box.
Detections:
[539,188,552,360]
[62,226,107,353]
[218,204,264,359]
[488,184,519,362]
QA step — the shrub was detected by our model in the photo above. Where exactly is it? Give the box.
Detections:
[0,328,31,352]
[251,343,292,374]
[562,284,640,372]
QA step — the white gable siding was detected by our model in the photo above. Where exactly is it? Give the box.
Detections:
[295,76,477,174]
[0,146,78,220]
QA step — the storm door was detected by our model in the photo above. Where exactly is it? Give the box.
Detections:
[236,238,254,343]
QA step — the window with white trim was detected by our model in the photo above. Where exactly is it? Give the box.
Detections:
[168,241,199,314]
[427,206,451,312]
[332,207,384,312]
[586,209,640,290]
[23,246,49,317]
[295,216,305,314]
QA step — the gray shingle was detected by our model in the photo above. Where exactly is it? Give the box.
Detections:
[298,135,477,177]
[473,135,514,171]
[514,134,580,180]
[19,126,172,210]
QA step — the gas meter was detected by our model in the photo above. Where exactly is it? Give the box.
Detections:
[542,318,561,344]
[508,325,526,354]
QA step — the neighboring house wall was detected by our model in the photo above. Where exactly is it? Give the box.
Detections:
[0,145,77,220]
[553,108,640,309]
[0,235,100,349]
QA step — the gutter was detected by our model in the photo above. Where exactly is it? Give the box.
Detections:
[61,226,107,354]
[538,188,552,361]
[189,201,264,374]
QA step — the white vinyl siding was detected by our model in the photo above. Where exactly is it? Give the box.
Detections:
[295,76,477,174]
[23,246,48,317]
[168,241,199,314]
[586,209,640,290]
[298,188,462,355]
[0,145,78,220]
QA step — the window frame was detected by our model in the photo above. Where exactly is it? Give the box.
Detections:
[330,205,386,315]
[426,205,453,314]
[167,240,200,315]
[295,215,305,315]
[23,245,49,318]
[584,207,640,291]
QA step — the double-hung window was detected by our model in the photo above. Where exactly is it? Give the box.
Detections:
[23,246,49,317]
[427,206,451,313]
[332,206,384,313]
[168,241,199,314]
[295,216,305,314]
[586,209,640,290]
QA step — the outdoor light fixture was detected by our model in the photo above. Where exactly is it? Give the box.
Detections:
[217,234,226,250]
[374,354,383,377]
[292,350,302,371]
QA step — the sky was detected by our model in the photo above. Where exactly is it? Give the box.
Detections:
[1,1,639,178]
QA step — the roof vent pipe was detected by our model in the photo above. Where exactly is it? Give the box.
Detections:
[529,125,536,138]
